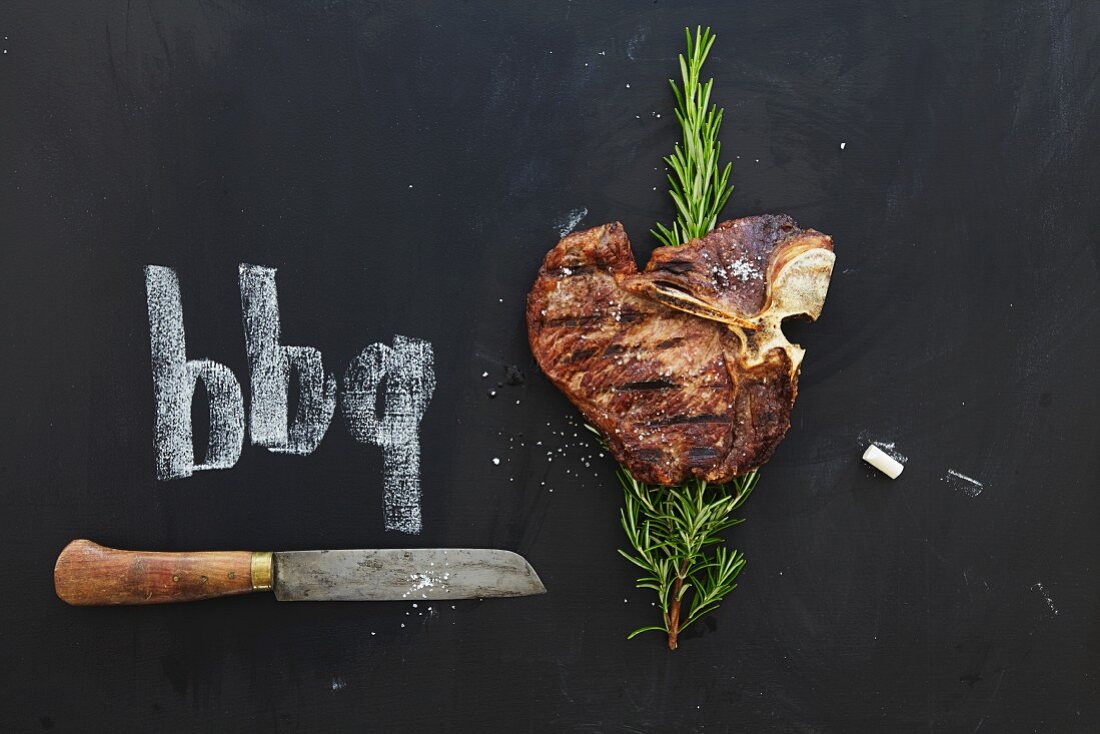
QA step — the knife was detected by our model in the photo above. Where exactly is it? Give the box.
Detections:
[54,539,546,606]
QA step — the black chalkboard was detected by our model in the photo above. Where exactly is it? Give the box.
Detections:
[2,1,1098,731]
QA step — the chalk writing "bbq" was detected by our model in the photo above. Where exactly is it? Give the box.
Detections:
[144,264,435,534]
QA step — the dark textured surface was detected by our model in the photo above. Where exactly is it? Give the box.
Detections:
[1,1,1099,731]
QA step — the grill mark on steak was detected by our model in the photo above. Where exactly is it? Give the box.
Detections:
[545,315,602,328]
[526,216,834,485]
[658,260,695,274]
[647,413,726,426]
[602,337,683,358]
[616,379,678,391]
[633,448,665,463]
[687,447,722,461]
[564,347,599,363]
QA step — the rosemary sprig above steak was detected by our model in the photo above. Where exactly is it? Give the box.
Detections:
[652,28,734,248]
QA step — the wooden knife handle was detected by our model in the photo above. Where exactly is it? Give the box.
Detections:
[54,539,273,606]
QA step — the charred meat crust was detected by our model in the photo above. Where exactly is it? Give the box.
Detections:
[526,216,833,486]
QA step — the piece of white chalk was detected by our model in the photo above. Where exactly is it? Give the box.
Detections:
[863,444,904,479]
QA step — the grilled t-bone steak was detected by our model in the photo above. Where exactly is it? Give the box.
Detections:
[526,215,834,485]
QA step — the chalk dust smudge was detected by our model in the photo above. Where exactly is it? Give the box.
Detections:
[555,207,588,238]
[857,430,908,463]
[943,468,983,498]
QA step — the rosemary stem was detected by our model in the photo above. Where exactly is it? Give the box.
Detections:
[668,559,690,650]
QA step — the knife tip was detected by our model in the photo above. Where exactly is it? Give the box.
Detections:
[500,550,548,596]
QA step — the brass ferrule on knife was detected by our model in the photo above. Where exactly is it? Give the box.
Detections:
[250,551,274,591]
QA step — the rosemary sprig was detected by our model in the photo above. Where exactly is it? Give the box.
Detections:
[652,27,735,248]
[618,469,756,647]
[621,26,756,650]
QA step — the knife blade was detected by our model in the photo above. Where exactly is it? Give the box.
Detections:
[272,548,544,601]
[53,539,546,606]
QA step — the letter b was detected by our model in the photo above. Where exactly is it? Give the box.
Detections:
[239,264,336,455]
[145,266,245,480]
